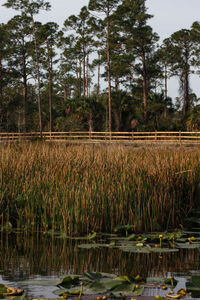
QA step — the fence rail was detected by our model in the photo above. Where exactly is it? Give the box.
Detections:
[1,131,200,144]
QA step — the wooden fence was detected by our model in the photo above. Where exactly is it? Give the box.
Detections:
[1,131,200,144]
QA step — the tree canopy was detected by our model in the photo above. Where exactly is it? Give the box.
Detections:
[0,0,200,133]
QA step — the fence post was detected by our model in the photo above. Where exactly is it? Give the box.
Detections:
[110,131,112,141]
[179,131,181,142]
[155,131,157,141]
[132,131,134,141]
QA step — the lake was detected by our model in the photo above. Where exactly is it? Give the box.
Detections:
[0,232,200,299]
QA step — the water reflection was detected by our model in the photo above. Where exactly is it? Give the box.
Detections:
[0,233,199,282]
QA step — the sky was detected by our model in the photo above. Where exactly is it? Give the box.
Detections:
[1,0,200,99]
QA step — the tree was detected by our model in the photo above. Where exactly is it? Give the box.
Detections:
[163,29,196,115]
[88,0,121,132]
[3,0,51,135]
[117,0,159,120]
[64,6,95,97]
[6,15,33,131]
[0,23,9,129]
[36,22,60,132]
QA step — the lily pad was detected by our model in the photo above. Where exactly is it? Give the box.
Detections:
[53,288,80,296]
[186,275,200,295]
[56,276,80,288]
[111,283,144,297]
[103,276,131,290]
[112,283,144,297]
[164,277,178,287]
[78,244,102,249]
[150,247,179,253]
[83,282,106,294]
[126,234,137,241]
[175,242,200,249]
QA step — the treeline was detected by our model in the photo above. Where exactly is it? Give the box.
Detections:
[1,0,200,133]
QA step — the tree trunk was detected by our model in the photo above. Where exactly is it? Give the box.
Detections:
[88,112,93,132]
[114,109,121,131]
[164,64,168,100]
[97,52,100,95]
[83,47,86,96]
[0,59,3,100]
[76,62,80,97]
[106,10,112,132]
[31,15,42,137]
[0,59,3,128]
[164,64,168,119]
[183,72,189,115]
[86,52,89,97]
[47,43,53,132]
[141,50,148,121]
[22,43,27,132]
[79,59,82,96]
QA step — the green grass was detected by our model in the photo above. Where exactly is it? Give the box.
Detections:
[0,142,200,235]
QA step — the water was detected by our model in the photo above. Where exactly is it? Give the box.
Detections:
[0,233,199,299]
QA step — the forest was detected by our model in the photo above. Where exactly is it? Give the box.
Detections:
[1,0,200,133]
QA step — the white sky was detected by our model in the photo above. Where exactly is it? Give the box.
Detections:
[1,0,200,99]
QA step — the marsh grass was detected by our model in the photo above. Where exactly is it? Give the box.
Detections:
[0,142,200,235]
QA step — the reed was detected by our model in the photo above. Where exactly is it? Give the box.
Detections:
[0,142,200,235]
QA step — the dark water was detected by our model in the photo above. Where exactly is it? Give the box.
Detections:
[0,233,200,298]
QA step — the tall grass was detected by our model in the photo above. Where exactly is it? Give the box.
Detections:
[0,142,200,235]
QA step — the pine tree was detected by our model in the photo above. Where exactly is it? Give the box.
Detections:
[88,0,121,132]
[163,29,196,115]
[3,0,51,135]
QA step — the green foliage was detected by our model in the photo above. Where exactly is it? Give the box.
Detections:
[1,0,200,131]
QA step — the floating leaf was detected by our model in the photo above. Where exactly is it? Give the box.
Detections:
[132,285,144,296]
[186,275,200,296]
[103,276,131,290]
[56,276,80,288]
[111,284,144,297]
[96,272,117,280]
[150,248,179,253]
[127,234,136,241]
[175,242,200,249]
[53,288,80,296]
[78,243,101,249]
[83,271,103,281]
[83,282,106,294]
[111,283,136,296]
[164,277,178,287]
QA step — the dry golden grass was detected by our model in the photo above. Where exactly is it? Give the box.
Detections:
[0,142,199,235]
